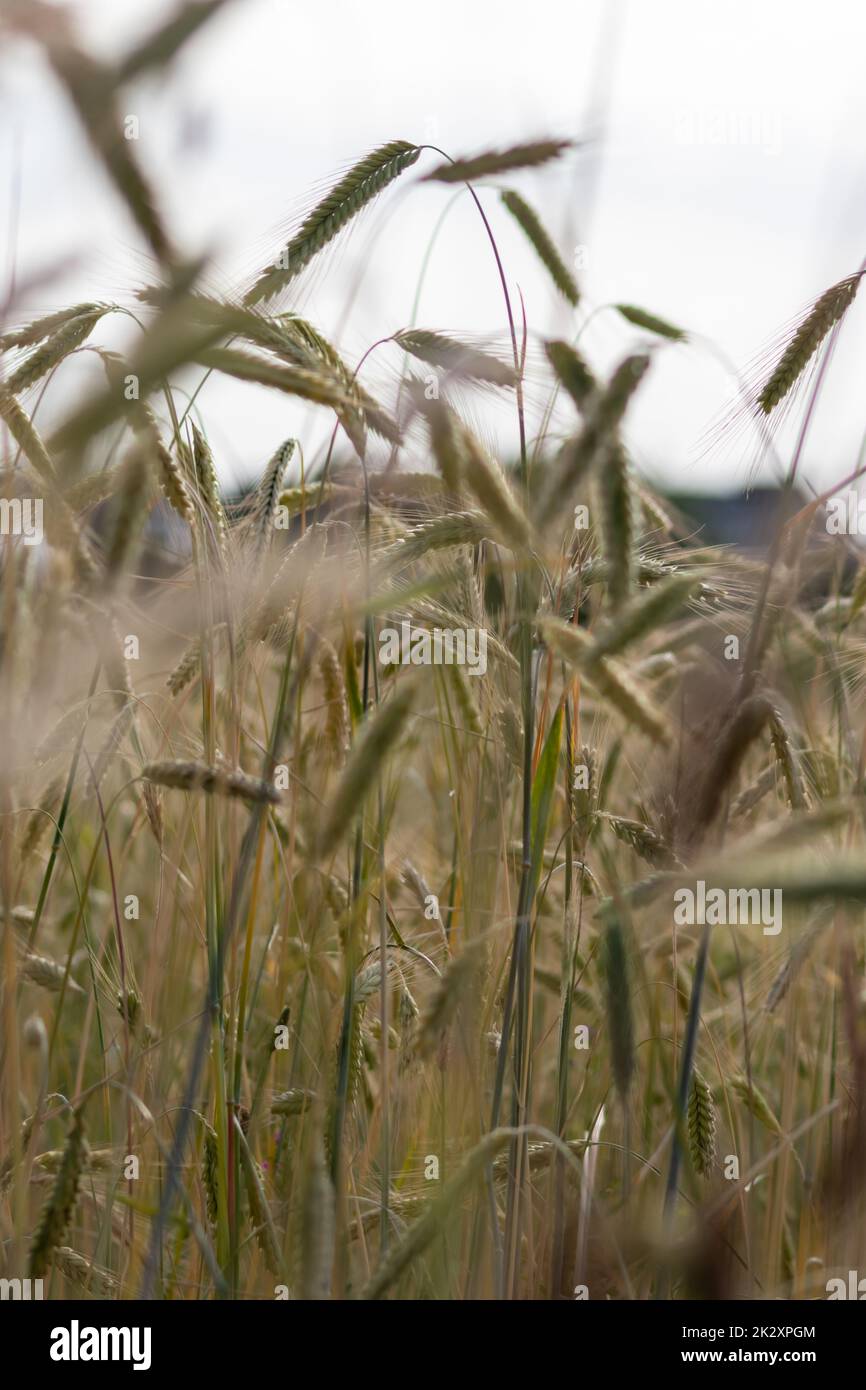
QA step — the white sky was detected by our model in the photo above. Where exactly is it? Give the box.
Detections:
[2,0,866,498]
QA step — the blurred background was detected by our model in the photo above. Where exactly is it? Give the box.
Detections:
[2,0,865,509]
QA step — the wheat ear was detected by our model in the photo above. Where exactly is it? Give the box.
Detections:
[423,139,571,183]
[142,760,281,805]
[501,190,579,305]
[245,141,420,304]
[687,1069,716,1176]
[29,1108,89,1278]
[757,273,862,414]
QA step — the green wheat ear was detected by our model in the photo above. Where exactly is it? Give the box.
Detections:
[757,273,862,414]
[535,352,649,531]
[28,1108,89,1278]
[615,304,686,341]
[500,190,579,305]
[422,138,571,183]
[545,339,597,410]
[728,1074,783,1134]
[687,1070,716,1177]
[244,141,420,305]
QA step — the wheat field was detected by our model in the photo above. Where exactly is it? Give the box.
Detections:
[2,1,866,1305]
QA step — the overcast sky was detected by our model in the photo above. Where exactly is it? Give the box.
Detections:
[2,0,865,499]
